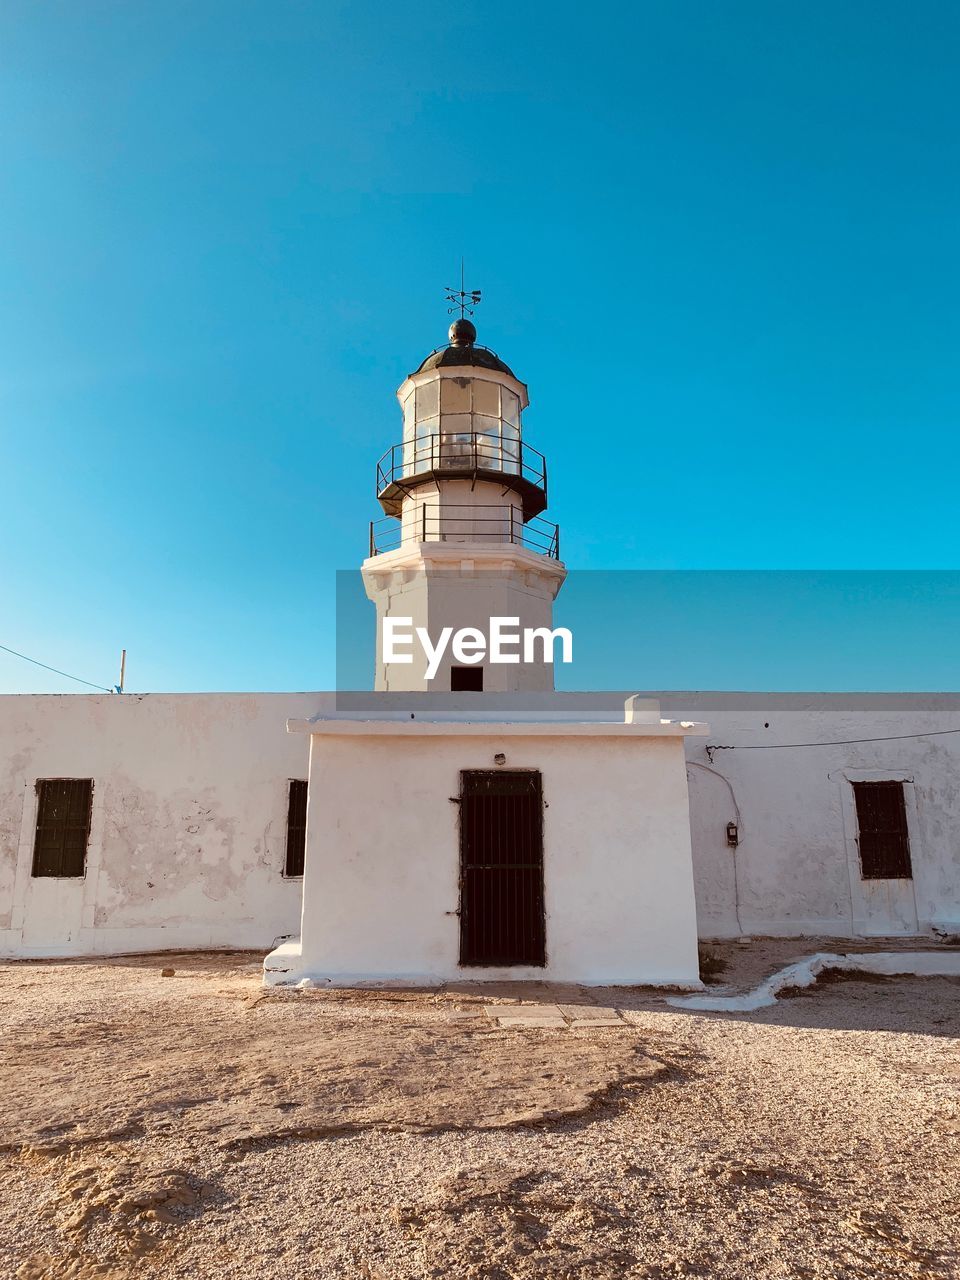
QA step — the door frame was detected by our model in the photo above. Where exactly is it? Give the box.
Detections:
[11,776,105,951]
[836,767,921,936]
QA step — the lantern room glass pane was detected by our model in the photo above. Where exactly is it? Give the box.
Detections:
[472,379,499,415]
[402,392,416,442]
[501,389,520,427]
[501,422,520,474]
[440,377,472,412]
[439,415,472,466]
[412,417,438,470]
[416,380,439,420]
[473,416,500,467]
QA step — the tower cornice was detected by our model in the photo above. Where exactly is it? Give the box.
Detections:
[362,540,566,594]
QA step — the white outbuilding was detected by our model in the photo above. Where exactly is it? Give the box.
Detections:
[264,698,706,987]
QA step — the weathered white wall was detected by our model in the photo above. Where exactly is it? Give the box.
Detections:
[3,689,959,959]
[0,693,319,957]
[656,692,960,940]
[271,726,702,986]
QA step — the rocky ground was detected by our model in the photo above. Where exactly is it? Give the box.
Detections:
[0,941,957,1279]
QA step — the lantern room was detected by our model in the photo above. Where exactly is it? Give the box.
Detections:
[375,318,549,525]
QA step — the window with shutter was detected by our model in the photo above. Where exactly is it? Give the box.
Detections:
[32,779,93,878]
[285,779,308,877]
[852,781,912,879]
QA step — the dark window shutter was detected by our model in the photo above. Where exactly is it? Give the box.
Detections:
[852,781,912,879]
[285,779,308,877]
[32,779,93,878]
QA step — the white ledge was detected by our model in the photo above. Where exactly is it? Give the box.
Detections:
[287,718,708,738]
[361,540,566,576]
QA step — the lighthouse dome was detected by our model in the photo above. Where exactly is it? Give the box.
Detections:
[411,319,517,379]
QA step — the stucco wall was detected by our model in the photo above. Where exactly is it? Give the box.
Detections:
[290,729,701,986]
[2,690,959,958]
[0,693,319,957]
[656,693,960,940]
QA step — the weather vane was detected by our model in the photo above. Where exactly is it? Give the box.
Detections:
[445,258,481,318]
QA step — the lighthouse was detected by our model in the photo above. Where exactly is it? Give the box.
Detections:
[363,312,567,692]
[264,303,706,991]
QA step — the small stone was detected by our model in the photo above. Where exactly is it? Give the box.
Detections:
[161,967,175,978]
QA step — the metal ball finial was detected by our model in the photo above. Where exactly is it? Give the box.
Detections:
[449,318,476,347]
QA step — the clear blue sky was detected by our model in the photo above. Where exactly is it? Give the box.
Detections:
[2,1,958,694]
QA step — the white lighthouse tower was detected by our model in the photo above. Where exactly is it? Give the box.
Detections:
[362,307,566,692]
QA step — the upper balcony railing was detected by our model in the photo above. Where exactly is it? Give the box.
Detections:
[369,504,561,560]
[376,432,548,520]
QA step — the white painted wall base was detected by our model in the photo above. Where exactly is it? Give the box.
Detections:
[668,950,960,1012]
[4,925,299,961]
[262,937,706,990]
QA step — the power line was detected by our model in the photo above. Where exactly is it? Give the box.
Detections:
[707,726,960,755]
[0,642,112,692]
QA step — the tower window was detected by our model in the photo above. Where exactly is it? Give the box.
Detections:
[32,779,93,878]
[852,781,912,879]
[285,779,308,877]
[451,665,484,692]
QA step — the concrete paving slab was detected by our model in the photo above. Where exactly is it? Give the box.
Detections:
[556,1004,620,1020]
[453,982,556,1001]
[568,1018,625,1028]
[496,1016,567,1029]
[483,1003,562,1020]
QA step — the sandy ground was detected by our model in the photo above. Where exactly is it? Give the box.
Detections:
[0,941,958,1279]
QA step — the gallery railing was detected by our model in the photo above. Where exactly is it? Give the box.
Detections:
[368,504,561,560]
[376,434,548,504]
